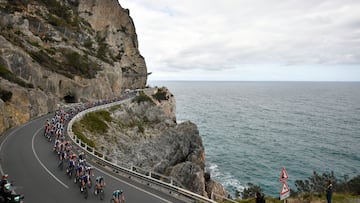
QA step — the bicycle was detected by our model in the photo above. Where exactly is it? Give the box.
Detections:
[94,186,105,200]
[66,165,74,179]
[80,184,88,199]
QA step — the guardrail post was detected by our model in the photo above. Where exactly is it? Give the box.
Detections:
[63,95,218,203]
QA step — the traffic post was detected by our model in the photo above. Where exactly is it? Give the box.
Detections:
[280,181,290,200]
[279,167,290,202]
[279,167,289,182]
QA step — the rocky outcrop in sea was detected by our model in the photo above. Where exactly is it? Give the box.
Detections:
[74,87,227,199]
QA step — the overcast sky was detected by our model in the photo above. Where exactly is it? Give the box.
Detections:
[119,0,360,81]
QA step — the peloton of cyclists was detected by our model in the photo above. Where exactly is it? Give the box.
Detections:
[42,102,130,201]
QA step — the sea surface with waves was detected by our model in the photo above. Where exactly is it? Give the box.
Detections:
[149,81,360,197]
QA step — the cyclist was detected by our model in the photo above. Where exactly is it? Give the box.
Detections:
[80,173,89,192]
[58,150,66,169]
[75,164,85,183]
[53,139,60,152]
[66,154,76,176]
[0,174,8,193]
[85,165,94,177]
[0,182,11,201]
[79,152,85,161]
[111,189,125,203]
[94,176,105,195]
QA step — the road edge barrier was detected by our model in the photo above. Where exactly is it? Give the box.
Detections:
[66,94,217,203]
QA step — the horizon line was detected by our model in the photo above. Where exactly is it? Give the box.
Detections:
[148,80,360,82]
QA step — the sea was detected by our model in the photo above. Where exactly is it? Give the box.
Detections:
[148,81,360,197]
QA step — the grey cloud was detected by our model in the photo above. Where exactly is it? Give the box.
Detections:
[123,0,360,74]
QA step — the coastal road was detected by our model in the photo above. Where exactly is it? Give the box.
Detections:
[0,114,186,203]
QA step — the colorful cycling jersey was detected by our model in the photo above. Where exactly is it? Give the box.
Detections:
[76,165,84,172]
[60,151,66,159]
[95,176,103,183]
[79,159,85,165]
[54,139,60,147]
[69,160,75,167]
[113,190,122,198]
[81,174,88,183]
[79,152,85,160]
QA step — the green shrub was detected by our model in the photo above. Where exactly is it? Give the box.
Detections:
[97,40,108,60]
[79,110,111,134]
[295,171,360,195]
[133,91,154,104]
[72,122,96,148]
[45,48,56,56]
[40,0,74,25]
[152,87,169,102]
[64,51,100,78]
[48,14,67,27]
[0,64,34,88]
[240,183,263,199]
[137,121,144,133]
[30,48,101,79]
[295,171,336,194]
[109,105,121,112]
[14,30,22,35]
[84,38,93,49]
[96,32,112,63]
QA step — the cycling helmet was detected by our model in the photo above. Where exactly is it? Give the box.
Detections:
[2,174,8,180]
[4,183,10,190]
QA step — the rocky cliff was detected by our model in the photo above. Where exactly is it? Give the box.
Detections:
[0,1,227,199]
[0,0,147,133]
[73,87,227,198]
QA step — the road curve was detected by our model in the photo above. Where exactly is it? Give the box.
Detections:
[0,114,187,203]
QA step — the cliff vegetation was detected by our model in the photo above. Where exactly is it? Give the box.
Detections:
[73,87,227,199]
[0,0,147,133]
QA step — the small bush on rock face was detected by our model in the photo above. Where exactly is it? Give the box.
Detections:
[133,91,154,104]
[72,122,96,148]
[64,50,100,78]
[137,122,145,133]
[80,111,111,134]
[0,64,34,88]
[152,88,169,102]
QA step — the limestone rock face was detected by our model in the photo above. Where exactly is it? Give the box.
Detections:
[206,179,227,201]
[78,0,147,88]
[0,0,147,133]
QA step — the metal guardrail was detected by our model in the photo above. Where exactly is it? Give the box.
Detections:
[66,95,217,203]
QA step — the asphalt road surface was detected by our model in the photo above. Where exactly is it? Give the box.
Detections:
[0,114,187,203]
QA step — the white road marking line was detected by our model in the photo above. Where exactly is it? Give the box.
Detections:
[2,114,174,202]
[31,128,69,189]
[0,131,14,175]
[92,165,173,203]
[0,123,27,175]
